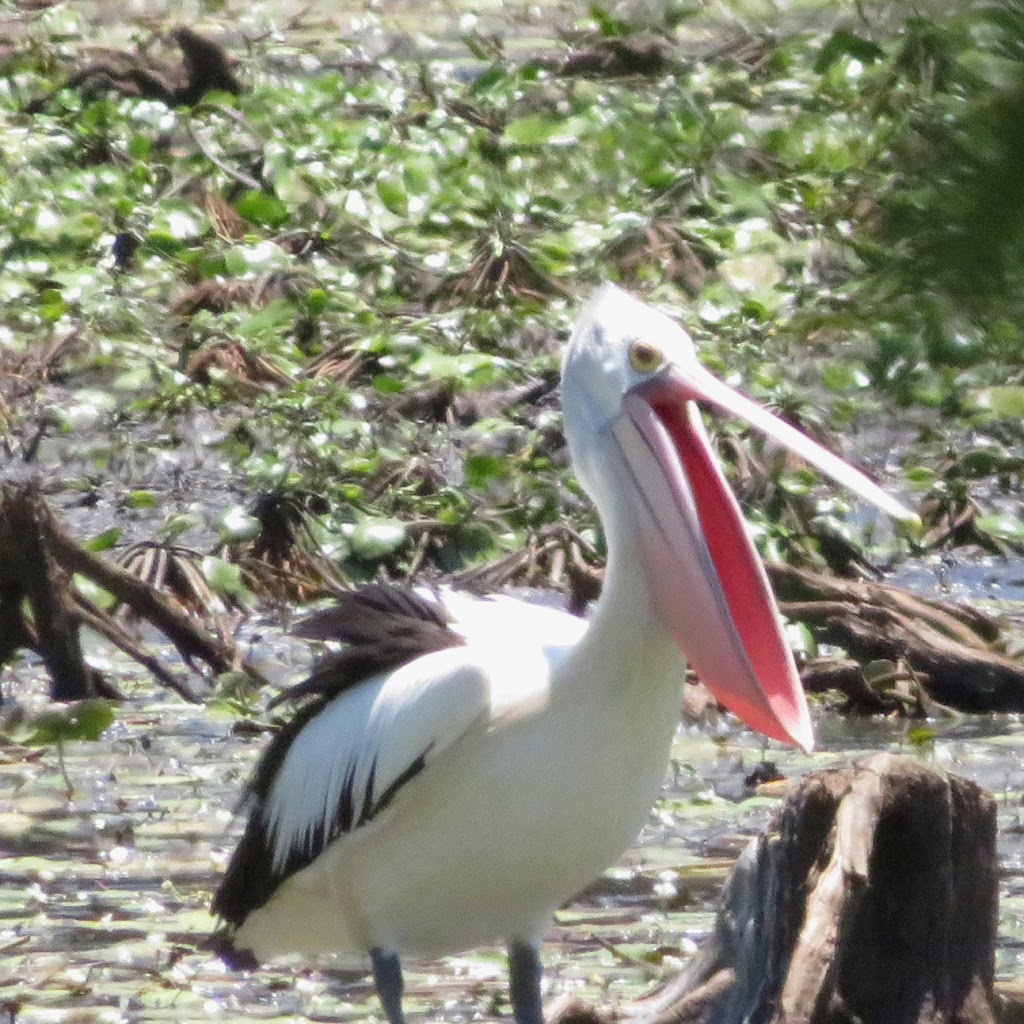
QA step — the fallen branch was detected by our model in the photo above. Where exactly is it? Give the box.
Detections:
[0,479,266,701]
[24,27,243,114]
[769,563,1024,712]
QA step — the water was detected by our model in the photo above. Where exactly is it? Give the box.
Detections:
[3,678,1023,1024]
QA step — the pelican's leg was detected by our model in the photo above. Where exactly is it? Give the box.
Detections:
[370,947,406,1024]
[508,939,544,1024]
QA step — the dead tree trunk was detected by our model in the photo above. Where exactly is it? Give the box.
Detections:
[582,753,998,1024]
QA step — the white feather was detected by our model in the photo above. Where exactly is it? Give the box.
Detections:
[261,594,585,876]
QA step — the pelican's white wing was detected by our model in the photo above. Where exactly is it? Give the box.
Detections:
[261,637,558,876]
[215,586,587,959]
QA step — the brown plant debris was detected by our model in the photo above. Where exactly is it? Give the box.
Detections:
[432,231,570,308]
[172,272,308,317]
[557,35,676,78]
[115,542,245,646]
[603,219,716,294]
[200,190,250,243]
[0,479,263,702]
[185,339,293,390]
[918,487,1024,555]
[389,374,557,428]
[303,342,364,383]
[0,325,87,391]
[223,491,344,603]
[25,26,243,114]
[450,524,604,615]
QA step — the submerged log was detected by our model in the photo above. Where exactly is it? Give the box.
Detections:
[561,753,998,1024]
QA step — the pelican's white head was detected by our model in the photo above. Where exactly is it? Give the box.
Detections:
[561,284,915,751]
[562,284,699,504]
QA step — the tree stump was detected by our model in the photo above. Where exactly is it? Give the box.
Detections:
[581,753,998,1024]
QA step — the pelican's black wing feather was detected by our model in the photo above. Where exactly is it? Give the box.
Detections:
[271,585,464,708]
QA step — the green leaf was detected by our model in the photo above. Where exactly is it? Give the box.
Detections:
[589,4,631,37]
[976,514,1024,543]
[201,556,254,601]
[470,65,508,95]
[224,240,290,276]
[465,453,509,489]
[820,363,869,392]
[904,466,937,488]
[159,513,198,541]
[235,190,289,228]
[26,700,116,746]
[452,522,500,564]
[126,490,157,510]
[412,347,495,381]
[972,386,1024,419]
[503,114,586,147]
[216,505,262,544]
[151,206,204,241]
[719,254,783,293]
[376,175,409,216]
[306,288,328,314]
[86,528,122,552]
[373,374,405,394]
[349,519,408,560]
[906,726,938,749]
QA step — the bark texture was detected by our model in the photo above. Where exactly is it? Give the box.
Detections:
[565,753,999,1024]
[0,478,261,701]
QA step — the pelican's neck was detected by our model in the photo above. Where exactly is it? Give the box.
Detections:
[563,416,685,699]
[576,509,681,696]
[595,527,655,628]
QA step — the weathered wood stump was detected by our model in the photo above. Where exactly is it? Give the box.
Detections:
[567,753,999,1024]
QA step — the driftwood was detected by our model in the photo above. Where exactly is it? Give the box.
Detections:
[559,753,998,1024]
[24,27,242,114]
[0,479,264,701]
[555,557,1024,713]
[768,563,1024,713]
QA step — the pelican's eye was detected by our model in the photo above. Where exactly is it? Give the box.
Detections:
[628,339,664,374]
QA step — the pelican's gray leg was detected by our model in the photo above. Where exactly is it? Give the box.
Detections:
[508,939,544,1024]
[370,947,406,1024]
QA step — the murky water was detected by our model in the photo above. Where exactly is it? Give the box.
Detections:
[4,0,1020,1014]
[3,661,1024,1024]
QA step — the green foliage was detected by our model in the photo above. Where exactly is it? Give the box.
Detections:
[5,2,1024,582]
[19,700,116,746]
[849,2,1024,392]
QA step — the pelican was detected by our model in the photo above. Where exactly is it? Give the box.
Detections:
[213,284,912,1024]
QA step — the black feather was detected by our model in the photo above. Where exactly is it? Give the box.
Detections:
[270,585,464,709]
[212,584,463,948]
